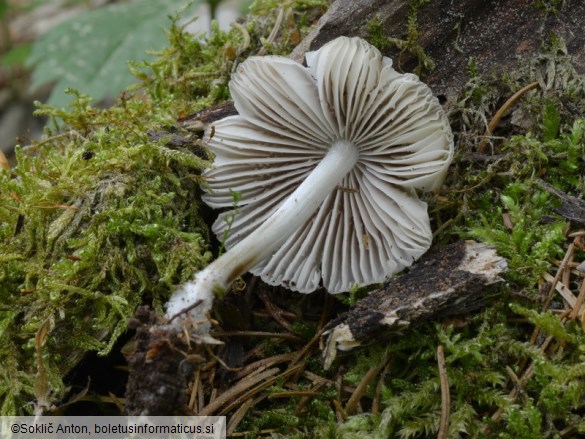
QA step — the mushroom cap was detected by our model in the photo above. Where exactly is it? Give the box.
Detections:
[203,36,454,293]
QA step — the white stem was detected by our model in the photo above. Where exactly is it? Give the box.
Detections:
[165,140,358,323]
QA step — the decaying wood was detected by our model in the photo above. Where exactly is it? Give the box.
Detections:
[321,241,508,369]
[124,307,192,415]
[537,179,585,226]
[292,0,585,98]
[176,1,585,135]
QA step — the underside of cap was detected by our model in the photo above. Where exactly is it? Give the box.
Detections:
[203,36,454,294]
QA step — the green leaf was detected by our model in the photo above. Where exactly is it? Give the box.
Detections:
[27,0,197,108]
[0,43,31,67]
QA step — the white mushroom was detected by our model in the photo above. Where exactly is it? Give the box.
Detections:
[165,36,453,325]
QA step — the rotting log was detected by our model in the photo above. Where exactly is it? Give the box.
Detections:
[291,0,585,98]
[179,0,585,134]
[321,241,508,370]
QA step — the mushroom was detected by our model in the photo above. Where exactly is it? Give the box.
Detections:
[165,36,454,326]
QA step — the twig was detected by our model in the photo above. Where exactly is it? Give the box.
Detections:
[219,364,304,415]
[230,21,250,53]
[258,290,295,332]
[505,366,526,402]
[570,276,585,320]
[198,367,281,416]
[345,356,387,414]
[269,391,319,399]
[541,242,575,311]
[256,6,285,56]
[437,345,450,439]
[289,325,327,368]
[477,81,539,154]
[332,398,347,422]
[227,395,266,434]
[541,272,577,308]
[188,369,200,412]
[295,382,325,416]
[232,352,297,381]
[372,361,391,414]
[211,330,300,341]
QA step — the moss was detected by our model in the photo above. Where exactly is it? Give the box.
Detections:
[0,86,212,412]
[2,1,584,435]
[311,37,585,438]
[228,37,585,438]
[533,0,563,15]
[367,0,435,76]
[0,1,326,414]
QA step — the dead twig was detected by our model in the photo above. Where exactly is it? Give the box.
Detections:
[505,366,526,403]
[219,364,304,415]
[232,352,297,381]
[295,382,326,416]
[477,81,539,154]
[198,367,281,416]
[211,330,300,341]
[256,7,285,56]
[437,345,450,439]
[227,395,266,435]
[345,355,388,414]
[570,276,585,321]
[257,290,296,332]
[372,361,391,414]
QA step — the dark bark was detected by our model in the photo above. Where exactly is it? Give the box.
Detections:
[322,241,507,369]
[292,0,585,98]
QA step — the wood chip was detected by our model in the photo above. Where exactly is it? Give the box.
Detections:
[322,241,507,369]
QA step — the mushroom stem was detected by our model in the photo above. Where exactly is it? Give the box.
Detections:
[165,140,359,322]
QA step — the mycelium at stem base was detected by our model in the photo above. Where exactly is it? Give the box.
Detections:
[165,140,359,324]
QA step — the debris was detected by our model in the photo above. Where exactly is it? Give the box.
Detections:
[322,241,508,369]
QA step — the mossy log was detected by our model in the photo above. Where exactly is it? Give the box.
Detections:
[322,241,507,370]
[291,0,585,97]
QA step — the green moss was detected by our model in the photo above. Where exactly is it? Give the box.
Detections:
[0,0,325,414]
[0,84,212,412]
[367,0,435,76]
[2,1,584,435]
[242,37,585,438]
[533,0,563,15]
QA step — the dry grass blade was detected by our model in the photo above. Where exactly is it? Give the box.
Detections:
[256,6,285,56]
[269,391,319,399]
[212,330,300,341]
[542,243,575,311]
[232,352,297,381]
[505,366,526,403]
[542,272,577,307]
[437,345,450,439]
[295,382,326,416]
[289,326,327,368]
[34,316,55,413]
[188,369,201,412]
[372,361,391,414]
[227,395,267,434]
